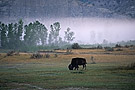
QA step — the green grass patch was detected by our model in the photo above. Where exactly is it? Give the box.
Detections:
[0,54,135,90]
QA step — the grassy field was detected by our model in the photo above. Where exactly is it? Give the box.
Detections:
[0,49,135,90]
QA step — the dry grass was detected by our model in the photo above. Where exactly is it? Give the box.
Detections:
[0,48,135,90]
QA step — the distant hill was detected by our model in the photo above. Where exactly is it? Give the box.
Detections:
[0,0,135,20]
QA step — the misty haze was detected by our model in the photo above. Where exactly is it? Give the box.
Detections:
[39,17,135,44]
[1,0,135,44]
[0,0,135,90]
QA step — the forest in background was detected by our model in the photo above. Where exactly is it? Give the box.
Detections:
[0,19,75,51]
[0,19,135,52]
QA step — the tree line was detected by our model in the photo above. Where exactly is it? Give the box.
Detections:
[0,20,75,51]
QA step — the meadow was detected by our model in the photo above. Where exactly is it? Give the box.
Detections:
[0,48,135,90]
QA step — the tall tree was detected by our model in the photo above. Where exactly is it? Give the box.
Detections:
[13,23,18,48]
[0,23,8,48]
[24,21,48,46]
[48,25,55,44]
[33,21,48,45]
[17,19,23,40]
[13,23,18,39]
[7,23,14,48]
[53,22,60,44]
[50,22,60,45]
[40,24,48,45]
[24,23,36,46]
[64,27,75,43]
[0,22,1,47]
[48,33,53,45]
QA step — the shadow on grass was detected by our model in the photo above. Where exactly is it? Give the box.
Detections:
[71,71,85,74]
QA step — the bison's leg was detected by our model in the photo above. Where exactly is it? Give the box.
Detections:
[82,65,84,69]
[74,67,76,70]
[76,66,79,70]
[83,64,86,70]
[85,64,86,70]
[74,65,79,70]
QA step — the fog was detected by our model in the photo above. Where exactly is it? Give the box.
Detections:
[1,0,135,44]
[24,17,135,44]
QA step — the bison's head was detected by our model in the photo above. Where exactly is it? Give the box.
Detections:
[68,64,73,70]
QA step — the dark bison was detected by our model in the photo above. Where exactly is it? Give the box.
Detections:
[68,58,87,70]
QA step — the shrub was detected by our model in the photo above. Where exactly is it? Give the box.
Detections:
[125,45,129,48]
[45,54,50,58]
[7,51,15,56]
[115,44,121,48]
[71,43,81,49]
[30,53,43,59]
[116,48,123,51]
[54,54,58,58]
[97,45,103,49]
[104,47,114,51]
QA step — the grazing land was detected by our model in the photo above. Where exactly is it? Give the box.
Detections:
[0,49,135,90]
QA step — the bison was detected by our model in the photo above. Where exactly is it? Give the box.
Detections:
[68,58,87,70]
